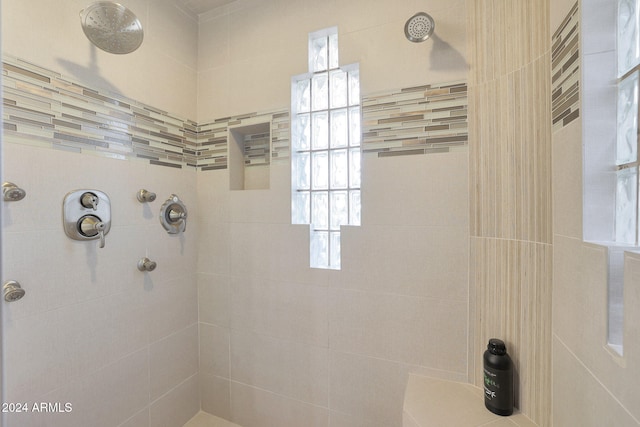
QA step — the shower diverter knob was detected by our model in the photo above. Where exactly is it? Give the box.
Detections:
[80,192,99,210]
[63,189,111,248]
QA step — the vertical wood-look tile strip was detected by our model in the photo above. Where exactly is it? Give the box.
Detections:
[467,0,552,425]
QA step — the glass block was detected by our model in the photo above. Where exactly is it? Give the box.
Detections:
[312,151,329,190]
[330,70,348,108]
[329,231,341,270]
[349,148,361,188]
[294,151,310,190]
[310,230,329,268]
[330,191,349,230]
[348,69,361,105]
[618,0,640,76]
[349,190,361,226]
[329,33,339,70]
[312,191,329,230]
[312,111,329,149]
[349,107,361,146]
[295,79,311,113]
[330,149,348,189]
[312,73,329,111]
[615,167,638,244]
[292,191,310,225]
[617,71,639,165]
[330,109,348,148]
[310,36,328,72]
[293,113,310,150]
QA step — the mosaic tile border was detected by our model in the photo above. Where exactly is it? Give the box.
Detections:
[361,81,468,157]
[3,56,468,168]
[551,1,580,132]
[2,57,199,169]
[2,56,290,170]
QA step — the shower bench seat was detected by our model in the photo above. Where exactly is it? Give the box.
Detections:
[402,374,539,427]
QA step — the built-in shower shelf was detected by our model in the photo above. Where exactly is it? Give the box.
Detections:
[229,122,271,191]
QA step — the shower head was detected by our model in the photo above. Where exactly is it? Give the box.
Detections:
[80,2,144,54]
[404,12,435,43]
[2,182,26,202]
[3,281,26,302]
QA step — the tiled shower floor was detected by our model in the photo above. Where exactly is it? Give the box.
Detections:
[183,412,241,427]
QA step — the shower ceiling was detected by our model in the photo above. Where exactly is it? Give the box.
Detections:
[173,0,237,15]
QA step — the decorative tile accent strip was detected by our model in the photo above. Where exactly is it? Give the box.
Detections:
[3,55,465,167]
[551,2,580,132]
[2,56,289,170]
[2,57,201,168]
[361,81,468,157]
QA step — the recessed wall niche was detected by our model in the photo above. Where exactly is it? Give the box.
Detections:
[228,122,271,190]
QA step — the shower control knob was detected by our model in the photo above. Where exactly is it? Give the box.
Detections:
[80,192,99,210]
[78,215,106,248]
[137,257,157,272]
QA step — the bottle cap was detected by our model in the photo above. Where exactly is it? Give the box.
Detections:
[487,338,507,355]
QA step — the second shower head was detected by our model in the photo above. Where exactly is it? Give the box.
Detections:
[2,182,26,202]
[404,12,435,42]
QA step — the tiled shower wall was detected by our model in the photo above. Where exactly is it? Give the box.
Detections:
[467,1,552,425]
[552,0,640,425]
[3,1,471,427]
[195,1,470,426]
[1,1,202,426]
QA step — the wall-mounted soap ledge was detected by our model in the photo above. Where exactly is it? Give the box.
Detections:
[403,375,538,427]
[228,122,271,190]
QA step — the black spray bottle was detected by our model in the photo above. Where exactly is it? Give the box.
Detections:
[483,338,514,416]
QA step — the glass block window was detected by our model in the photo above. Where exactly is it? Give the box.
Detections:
[618,0,640,77]
[291,27,361,270]
[616,0,640,245]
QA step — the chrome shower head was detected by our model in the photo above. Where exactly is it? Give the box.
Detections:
[2,182,26,202]
[80,2,144,54]
[4,281,26,302]
[404,12,435,43]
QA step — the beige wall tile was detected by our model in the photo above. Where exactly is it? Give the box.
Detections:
[230,330,329,406]
[329,351,407,427]
[229,276,329,346]
[198,273,231,327]
[552,121,583,239]
[149,324,199,401]
[149,374,200,427]
[199,323,230,378]
[329,288,467,373]
[5,349,150,427]
[230,381,329,427]
[118,408,150,427]
[200,373,231,420]
[553,337,639,427]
